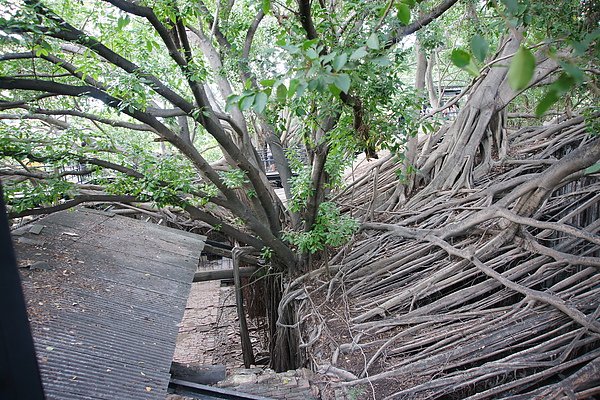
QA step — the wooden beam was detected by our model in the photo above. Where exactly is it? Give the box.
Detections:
[193,267,258,282]
[203,243,262,265]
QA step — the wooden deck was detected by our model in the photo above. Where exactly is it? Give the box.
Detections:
[14,208,206,399]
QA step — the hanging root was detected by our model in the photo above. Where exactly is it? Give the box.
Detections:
[295,115,600,399]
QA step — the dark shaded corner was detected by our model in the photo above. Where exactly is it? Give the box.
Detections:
[0,182,45,400]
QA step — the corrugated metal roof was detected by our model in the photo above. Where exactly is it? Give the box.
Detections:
[14,208,206,399]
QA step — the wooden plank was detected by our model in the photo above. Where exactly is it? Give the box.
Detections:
[16,208,206,400]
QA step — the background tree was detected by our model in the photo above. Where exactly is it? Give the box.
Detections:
[286,0,600,396]
[2,0,598,378]
[1,0,460,370]
[0,0,455,269]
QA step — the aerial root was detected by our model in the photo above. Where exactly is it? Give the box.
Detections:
[294,114,600,398]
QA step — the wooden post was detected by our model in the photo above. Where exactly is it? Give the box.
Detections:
[232,247,255,368]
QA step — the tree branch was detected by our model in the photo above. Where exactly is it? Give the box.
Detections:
[8,194,139,218]
[3,106,155,132]
[0,112,69,129]
[196,0,232,50]
[386,0,459,48]
[297,0,319,40]
[0,75,295,268]
[101,0,284,238]
[183,203,265,249]
[522,232,600,268]
[22,1,196,116]
[0,167,97,180]
[242,9,265,60]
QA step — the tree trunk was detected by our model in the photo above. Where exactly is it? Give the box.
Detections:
[425,50,439,109]
[267,273,301,372]
[414,35,522,195]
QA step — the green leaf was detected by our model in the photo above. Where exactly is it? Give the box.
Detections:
[33,45,48,57]
[260,79,276,87]
[262,0,271,14]
[534,73,575,117]
[301,38,319,50]
[276,84,287,102]
[295,106,307,116]
[574,28,600,55]
[366,33,380,50]
[225,94,241,112]
[328,83,341,97]
[349,46,368,61]
[508,46,535,91]
[401,0,416,7]
[372,56,391,66]
[321,52,336,65]
[573,41,588,56]
[450,49,471,68]
[145,40,153,52]
[500,0,518,14]
[333,73,351,94]
[558,61,584,83]
[322,73,335,85]
[288,79,300,98]
[305,47,318,60]
[281,44,300,54]
[535,90,559,116]
[239,94,255,111]
[464,59,480,77]
[470,34,488,63]
[332,53,348,71]
[302,76,324,92]
[295,82,308,98]
[553,73,576,93]
[396,3,411,25]
[585,162,600,175]
[117,15,130,30]
[252,92,268,113]
[450,48,479,77]
[315,77,327,92]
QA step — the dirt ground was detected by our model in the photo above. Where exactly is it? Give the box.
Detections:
[173,257,269,369]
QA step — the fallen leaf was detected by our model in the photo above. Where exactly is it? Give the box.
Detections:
[145,387,152,392]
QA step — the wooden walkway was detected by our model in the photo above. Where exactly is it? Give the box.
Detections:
[14,208,206,399]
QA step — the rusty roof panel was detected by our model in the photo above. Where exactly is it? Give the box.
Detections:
[15,208,205,399]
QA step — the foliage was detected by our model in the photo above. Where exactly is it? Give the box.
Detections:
[0,0,596,275]
[106,151,201,207]
[1,0,597,378]
[219,168,249,189]
[282,202,358,254]
[3,178,75,214]
[446,0,599,116]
